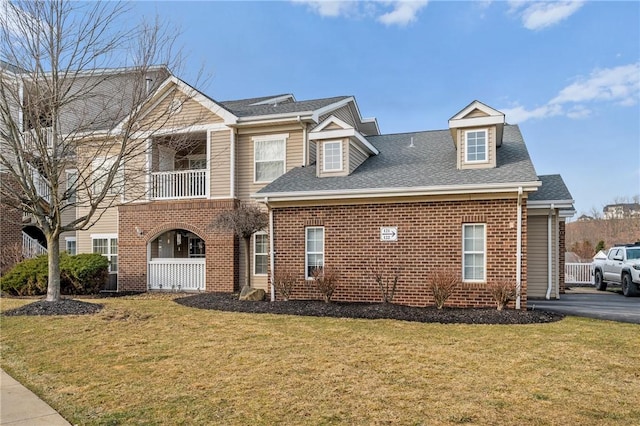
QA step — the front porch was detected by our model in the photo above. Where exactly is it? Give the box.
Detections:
[148,229,206,291]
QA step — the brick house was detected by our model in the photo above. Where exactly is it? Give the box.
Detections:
[2,66,574,307]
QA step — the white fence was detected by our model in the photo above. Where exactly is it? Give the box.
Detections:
[23,127,54,150]
[22,232,47,258]
[151,169,207,199]
[148,258,205,291]
[565,262,593,285]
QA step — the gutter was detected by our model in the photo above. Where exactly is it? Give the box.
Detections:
[253,181,542,203]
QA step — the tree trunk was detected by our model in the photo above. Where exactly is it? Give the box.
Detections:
[243,236,251,289]
[45,234,61,302]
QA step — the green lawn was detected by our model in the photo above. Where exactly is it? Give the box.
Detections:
[1,295,639,425]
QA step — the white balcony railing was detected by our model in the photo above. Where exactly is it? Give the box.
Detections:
[565,262,593,285]
[27,163,51,204]
[148,258,205,291]
[23,127,54,150]
[151,169,207,200]
[22,231,47,258]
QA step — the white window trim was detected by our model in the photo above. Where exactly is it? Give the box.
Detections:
[464,129,489,164]
[91,233,118,274]
[305,226,324,280]
[253,231,268,276]
[322,140,343,172]
[65,169,78,203]
[253,133,288,183]
[462,223,486,282]
[65,236,76,255]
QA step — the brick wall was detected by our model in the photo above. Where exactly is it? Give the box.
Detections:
[0,173,24,274]
[118,199,238,292]
[272,198,528,309]
[559,220,566,294]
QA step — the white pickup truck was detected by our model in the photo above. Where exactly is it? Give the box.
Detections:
[592,243,640,297]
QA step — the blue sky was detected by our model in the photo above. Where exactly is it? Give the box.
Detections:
[140,2,637,215]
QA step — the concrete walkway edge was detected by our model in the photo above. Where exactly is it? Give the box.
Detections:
[1,368,71,425]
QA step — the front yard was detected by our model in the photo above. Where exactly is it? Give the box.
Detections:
[1,295,638,425]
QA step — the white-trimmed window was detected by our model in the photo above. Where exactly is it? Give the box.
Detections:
[92,234,118,273]
[92,157,123,196]
[254,134,287,183]
[465,130,487,163]
[462,224,486,282]
[305,227,324,279]
[254,232,268,275]
[65,237,76,255]
[65,169,78,203]
[323,141,343,172]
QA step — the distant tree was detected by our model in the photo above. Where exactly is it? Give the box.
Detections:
[570,240,595,261]
[595,240,605,254]
[211,203,268,290]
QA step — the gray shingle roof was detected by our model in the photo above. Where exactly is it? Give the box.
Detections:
[529,174,573,202]
[258,125,539,195]
[220,96,350,118]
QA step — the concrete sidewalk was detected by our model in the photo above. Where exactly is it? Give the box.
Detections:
[0,369,71,425]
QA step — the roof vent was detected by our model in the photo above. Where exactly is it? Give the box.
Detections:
[409,136,414,147]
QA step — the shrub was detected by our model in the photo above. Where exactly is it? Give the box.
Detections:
[371,264,400,304]
[60,253,109,295]
[427,268,460,309]
[487,280,517,311]
[310,266,340,303]
[0,253,108,296]
[273,268,297,301]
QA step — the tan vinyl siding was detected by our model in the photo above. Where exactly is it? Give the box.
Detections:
[140,91,224,130]
[314,105,356,130]
[467,108,490,118]
[325,122,345,130]
[236,128,303,199]
[527,213,558,299]
[349,140,368,173]
[209,130,231,198]
[309,140,317,165]
[238,241,269,292]
[76,208,118,255]
[457,126,497,170]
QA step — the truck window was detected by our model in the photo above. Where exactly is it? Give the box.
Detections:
[607,249,619,260]
[627,248,640,260]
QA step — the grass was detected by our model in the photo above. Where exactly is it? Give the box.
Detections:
[1,294,639,425]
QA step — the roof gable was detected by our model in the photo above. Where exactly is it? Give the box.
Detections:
[449,100,505,129]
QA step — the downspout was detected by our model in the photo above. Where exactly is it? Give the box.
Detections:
[230,128,236,198]
[546,203,555,300]
[266,197,275,302]
[516,187,523,310]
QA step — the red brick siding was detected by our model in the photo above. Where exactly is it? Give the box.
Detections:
[272,198,528,309]
[0,173,24,273]
[118,199,238,292]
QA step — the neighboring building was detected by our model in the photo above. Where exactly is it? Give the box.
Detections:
[603,203,640,220]
[1,67,574,308]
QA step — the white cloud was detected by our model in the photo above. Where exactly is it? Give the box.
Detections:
[501,63,640,123]
[378,1,428,27]
[292,0,428,27]
[509,1,584,30]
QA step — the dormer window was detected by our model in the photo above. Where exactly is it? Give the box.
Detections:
[465,130,487,163]
[323,141,343,172]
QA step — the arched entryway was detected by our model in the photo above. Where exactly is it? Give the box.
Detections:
[147,229,206,291]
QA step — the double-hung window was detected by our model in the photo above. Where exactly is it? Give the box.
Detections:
[65,237,76,255]
[305,227,324,279]
[323,141,342,172]
[92,157,123,196]
[92,234,118,273]
[254,134,287,183]
[462,224,485,282]
[65,169,78,203]
[465,130,487,163]
[254,232,268,275]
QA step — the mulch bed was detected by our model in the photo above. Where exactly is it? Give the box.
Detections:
[174,293,564,325]
[2,293,564,324]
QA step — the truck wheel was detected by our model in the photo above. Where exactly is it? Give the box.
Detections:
[621,274,638,297]
[594,270,607,291]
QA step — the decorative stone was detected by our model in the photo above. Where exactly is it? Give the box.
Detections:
[238,286,265,301]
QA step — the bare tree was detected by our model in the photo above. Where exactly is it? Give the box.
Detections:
[211,203,268,290]
[0,1,200,301]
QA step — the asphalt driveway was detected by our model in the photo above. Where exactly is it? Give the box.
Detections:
[530,287,640,324]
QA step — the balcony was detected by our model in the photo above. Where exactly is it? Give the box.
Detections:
[23,127,54,151]
[151,169,207,200]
